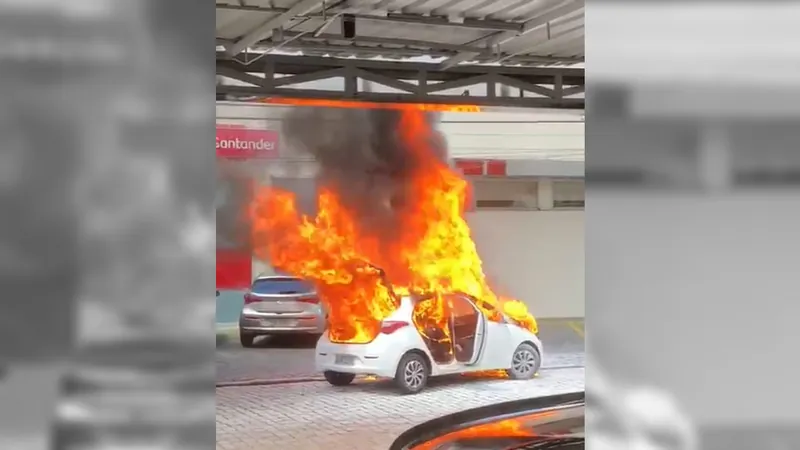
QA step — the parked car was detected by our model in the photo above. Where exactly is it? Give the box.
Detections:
[239,275,325,347]
[389,391,584,449]
[315,292,543,394]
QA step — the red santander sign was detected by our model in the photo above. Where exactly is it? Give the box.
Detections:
[216,126,279,159]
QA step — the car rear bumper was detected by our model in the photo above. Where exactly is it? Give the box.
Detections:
[239,311,325,335]
[317,360,395,378]
[240,326,324,334]
[314,334,411,378]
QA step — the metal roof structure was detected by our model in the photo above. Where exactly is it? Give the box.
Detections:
[216,0,584,109]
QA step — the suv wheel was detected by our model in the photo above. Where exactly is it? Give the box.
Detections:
[240,330,256,348]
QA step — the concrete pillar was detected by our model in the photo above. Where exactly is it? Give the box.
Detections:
[698,122,732,192]
[537,178,554,210]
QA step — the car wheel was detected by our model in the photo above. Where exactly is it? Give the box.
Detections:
[506,343,541,380]
[324,370,356,386]
[240,330,256,348]
[394,352,429,394]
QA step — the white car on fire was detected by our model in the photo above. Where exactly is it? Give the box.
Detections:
[315,293,543,394]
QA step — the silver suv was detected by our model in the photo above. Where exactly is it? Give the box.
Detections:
[238,276,325,347]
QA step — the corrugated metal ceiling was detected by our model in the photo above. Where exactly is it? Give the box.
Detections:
[216,0,584,67]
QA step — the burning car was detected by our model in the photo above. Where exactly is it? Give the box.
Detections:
[316,291,543,394]
[248,107,542,392]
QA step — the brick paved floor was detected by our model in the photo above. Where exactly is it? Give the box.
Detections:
[216,367,584,450]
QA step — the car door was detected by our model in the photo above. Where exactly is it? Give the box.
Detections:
[475,300,517,368]
[447,294,486,365]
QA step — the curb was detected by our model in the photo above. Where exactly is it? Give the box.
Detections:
[217,376,324,388]
[215,365,584,388]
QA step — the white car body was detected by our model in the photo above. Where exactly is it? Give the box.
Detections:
[315,293,543,393]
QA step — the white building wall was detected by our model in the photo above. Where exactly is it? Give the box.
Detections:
[467,210,584,319]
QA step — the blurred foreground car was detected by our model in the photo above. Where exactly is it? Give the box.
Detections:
[389,391,584,449]
[239,275,326,347]
[316,293,543,394]
[55,303,215,449]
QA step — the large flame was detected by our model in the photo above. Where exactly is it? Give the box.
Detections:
[250,109,537,346]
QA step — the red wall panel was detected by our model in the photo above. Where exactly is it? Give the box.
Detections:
[485,160,508,176]
[455,159,485,176]
[216,249,252,289]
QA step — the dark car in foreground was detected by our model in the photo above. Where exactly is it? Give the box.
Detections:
[53,335,215,449]
[390,391,584,450]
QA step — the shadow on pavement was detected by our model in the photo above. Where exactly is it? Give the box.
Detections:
[251,335,319,349]
[217,333,319,349]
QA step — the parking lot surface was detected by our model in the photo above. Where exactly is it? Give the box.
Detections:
[216,367,584,450]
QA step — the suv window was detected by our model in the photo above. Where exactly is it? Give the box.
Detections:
[251,277,313,295]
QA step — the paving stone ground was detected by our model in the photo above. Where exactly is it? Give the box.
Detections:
[216,367,584,450]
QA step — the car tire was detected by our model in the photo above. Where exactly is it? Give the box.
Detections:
[324,370,356,386]
[240,330,256,348]
[394,352,429,394]
[506,342,541,380]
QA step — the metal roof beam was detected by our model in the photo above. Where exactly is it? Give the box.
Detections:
[216,55,585,109]
[371,13,519,31]
[495,24,584,64]
[247,33,582,66]
[218,53,585,81]
[239,42,580,66]
[217,84,584,109]
[263,43,456,59]
[437,0,584,70]
[277,30,487,54]
[216,3,519,31]
[225,0,324,56]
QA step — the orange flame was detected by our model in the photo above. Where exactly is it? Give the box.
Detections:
[249,109,536,346]
[260,97,481,113]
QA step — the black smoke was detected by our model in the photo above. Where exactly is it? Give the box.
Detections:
[281,107,448,235]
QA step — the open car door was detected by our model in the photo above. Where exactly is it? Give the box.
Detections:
[447,294,486,365]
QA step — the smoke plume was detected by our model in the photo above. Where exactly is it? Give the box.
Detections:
[281,107,448,235]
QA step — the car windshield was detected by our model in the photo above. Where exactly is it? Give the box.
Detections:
[251,277,314,295]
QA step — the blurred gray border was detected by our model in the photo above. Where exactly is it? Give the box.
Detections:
[587,1,800,448]
[0,0,216,449]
